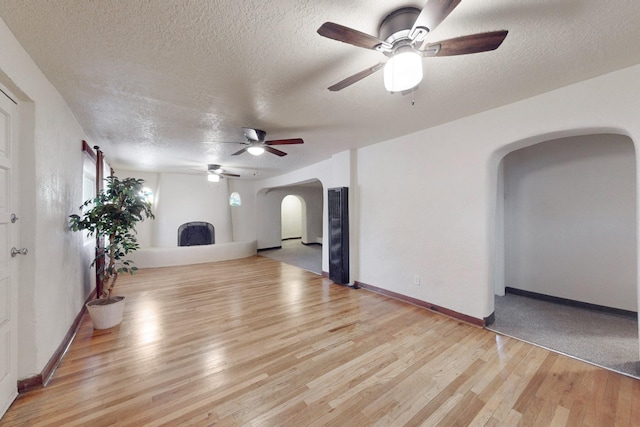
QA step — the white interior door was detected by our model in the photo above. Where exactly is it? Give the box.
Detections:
[0,87,18,418]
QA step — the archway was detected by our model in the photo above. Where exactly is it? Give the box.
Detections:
[490,132,638,376]
[255,180,324,274]
[281,195,304,241]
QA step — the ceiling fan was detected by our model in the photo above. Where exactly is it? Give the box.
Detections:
[206,164,239,182]
[317,0,508,92]
[230,127,304,157]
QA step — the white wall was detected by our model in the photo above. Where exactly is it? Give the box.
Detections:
[356,64,640,321]
[303,186,323,245]
[503,134,636,311]
[130,241,256,268]
[228,179,257,243]
[494,160,505,297]
[113,170,256,267]
[151,172,232,247]
[0,17,90,378]
[281,195,302,239]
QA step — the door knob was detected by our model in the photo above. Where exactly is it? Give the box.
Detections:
[11,247,28,257]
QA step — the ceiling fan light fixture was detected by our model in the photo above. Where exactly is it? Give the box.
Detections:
[383,48,422,92]
[207,173,220,182]
[247,145,265,156]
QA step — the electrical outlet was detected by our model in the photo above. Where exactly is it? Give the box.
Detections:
[414,275,420,285]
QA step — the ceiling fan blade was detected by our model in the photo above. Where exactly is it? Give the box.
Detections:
[411,0,461,38]
[328,62,385,92]
[265,138,304,146]
[221,173,241,178]
[231,147,248,156]
[317,22,385,50]
[265,146,288,157]
[421,30,508,56]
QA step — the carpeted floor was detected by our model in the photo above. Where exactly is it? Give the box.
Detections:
[489,293,640,379]
[258,238,322,275]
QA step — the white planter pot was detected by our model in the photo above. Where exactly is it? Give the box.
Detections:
[86,296,125,329]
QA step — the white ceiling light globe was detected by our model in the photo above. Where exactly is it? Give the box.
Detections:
[247,145,265,156]
[384,50,423,92]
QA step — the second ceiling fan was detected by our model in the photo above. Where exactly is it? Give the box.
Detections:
[204,164,239,182]
[231,127,304,157]
[317,0,508,92]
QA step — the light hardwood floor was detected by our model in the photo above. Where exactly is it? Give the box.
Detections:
[2,256,639,426]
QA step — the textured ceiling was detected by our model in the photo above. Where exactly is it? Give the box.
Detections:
[1,0,640,179]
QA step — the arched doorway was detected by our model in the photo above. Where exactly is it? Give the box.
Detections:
[281,195,304,241]
[490,133,639,377]
[256,180,324,275]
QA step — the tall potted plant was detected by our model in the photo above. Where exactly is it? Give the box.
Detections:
[70,176,154,329]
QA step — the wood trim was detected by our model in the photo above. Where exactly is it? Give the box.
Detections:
[95,146,105,298]
[18,289,96,393]
[484,311,496,326]
[322,271,329,279]
[505,287,637,319]
[81,140,97,162]
[355,281,485,327]
[16,375,41,395]
[257,246,282,252]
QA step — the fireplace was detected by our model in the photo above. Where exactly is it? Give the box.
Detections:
[177,222,215,246]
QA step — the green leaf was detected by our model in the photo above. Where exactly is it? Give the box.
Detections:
[68,174,154,291]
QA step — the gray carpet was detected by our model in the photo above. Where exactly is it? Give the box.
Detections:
[489,293,640,379]
[258,238,322,275]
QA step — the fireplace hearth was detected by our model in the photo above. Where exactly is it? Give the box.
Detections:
[178,222,215,246]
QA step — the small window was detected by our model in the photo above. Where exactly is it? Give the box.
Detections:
[229,192,241,206]
[140,187,154,204]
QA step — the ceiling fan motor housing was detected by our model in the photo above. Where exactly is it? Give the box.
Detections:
[243,127,267,142]
[378,7,422,46]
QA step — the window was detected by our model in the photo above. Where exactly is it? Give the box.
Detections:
[82,176,95,204]
[82,158,96,243]
[229,192,241,206]
[140,187,154,204]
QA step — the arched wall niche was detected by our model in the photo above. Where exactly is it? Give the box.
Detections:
[491,129,637,314]
[281,195,305,240]
[491,127,632,161]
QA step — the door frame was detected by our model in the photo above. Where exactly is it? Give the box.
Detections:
[0,83,19,418]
